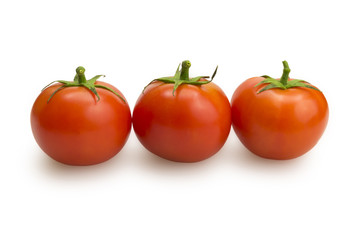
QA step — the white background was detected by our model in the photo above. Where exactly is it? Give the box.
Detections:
[1,0,359,239]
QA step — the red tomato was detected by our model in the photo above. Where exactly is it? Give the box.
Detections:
[231,61,329,160]
[133,61,231,163]
[31,67,131,165]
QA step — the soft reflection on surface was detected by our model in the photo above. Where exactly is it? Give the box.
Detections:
[35,131,309,185]
[36,144,130,182]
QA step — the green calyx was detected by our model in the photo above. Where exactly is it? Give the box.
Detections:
[143,60,218,96]
[42,66,125,103]
[255,61,320,94]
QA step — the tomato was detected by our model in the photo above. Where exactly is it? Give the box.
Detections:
[231,61,329,160]
[31,67,131,166]
[133,60,231,163]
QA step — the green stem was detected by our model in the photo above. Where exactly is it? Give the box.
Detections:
[76,66,87,84]
[180,60,191,80]
[280,61,291,86]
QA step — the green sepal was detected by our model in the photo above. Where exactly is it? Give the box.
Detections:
[47,85,67,103]
[88,75,105,84]
[188,76,209,82]
[302,84,320,91]
[210,65,218,81]
[256,61,321,94]
[144,61,218,96]
[174,64,181,80]
[287,79,320,91]
[41,80,72,92]
[154,77,177,83]
[260,75,272,79]
[43,67,125,103]
[172,80,185,96]
[257,83,283,94]
[95,84,126,103]
[43,81,80,102]
[142,77,176,94]
[82,82,101,101]
[255,77,276,87]
[142,80,157,94]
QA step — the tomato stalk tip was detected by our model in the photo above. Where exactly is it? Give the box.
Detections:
[76,66,87,84]
[280,61,291,86]
[180,60,191,81]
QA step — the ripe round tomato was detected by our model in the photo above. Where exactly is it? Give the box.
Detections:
[133,61,231,163]
[31,67,131,166]
[231,61,329,160]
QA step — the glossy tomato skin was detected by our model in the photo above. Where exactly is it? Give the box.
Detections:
[31,81,131,165]
[133,80,231,163]
[231,77,329,160]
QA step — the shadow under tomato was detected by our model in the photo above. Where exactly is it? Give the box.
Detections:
[240,148,303,167]
[37,148,128,180]
[137,147,214,176]
[225,133,306,174]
